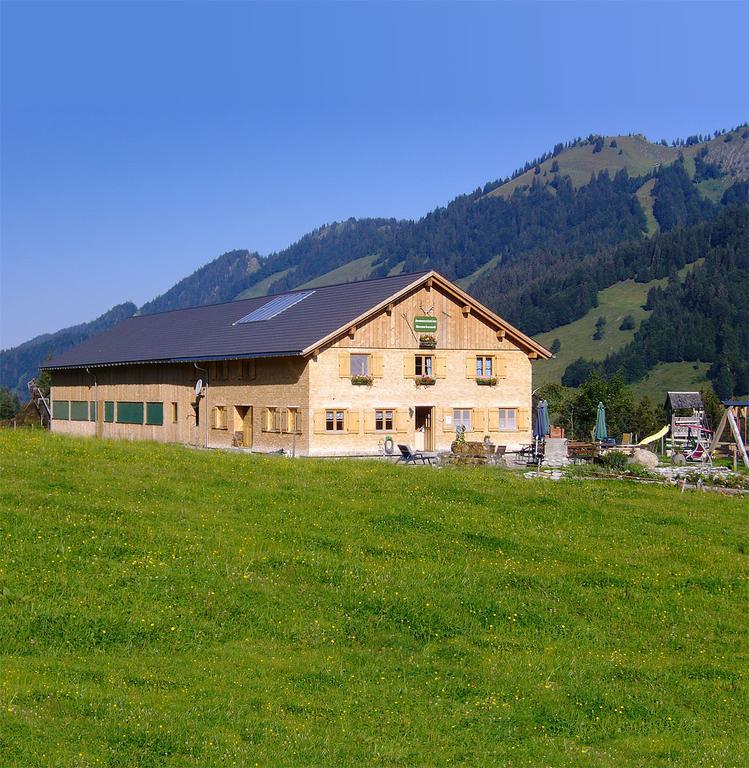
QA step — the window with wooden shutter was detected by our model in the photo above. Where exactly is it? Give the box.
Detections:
[338,353,350,377]
[499,408,517,431]
[434,355,447,378]
[285,408,301,434]
[323,409,346,432]
[364,410,377,433]
[517,409,530,431]
[488,409,500,431]
[465,356,476,378]
[454,408,472,433]
[472,409,486,433]
[263,407,281,432]
[349,355,369,376]
[212,405,227,430]
[414,355,433,377]
[475,356,495,378]
[374,409,394,432]
[313,410,327,433]
[347,410,360,434]
[395,409,409,433]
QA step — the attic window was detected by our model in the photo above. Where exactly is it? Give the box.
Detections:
[235,290,315,324]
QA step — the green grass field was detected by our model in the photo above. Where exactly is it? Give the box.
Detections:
[298,254,380,289]
[234,269,293,300]
[1,432,747,767]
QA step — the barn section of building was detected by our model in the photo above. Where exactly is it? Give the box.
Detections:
[44,270,551,456]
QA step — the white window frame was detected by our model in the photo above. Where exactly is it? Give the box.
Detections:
[453,408,471,433]
[499,408,516,431]
[415,355,433,377]
[349,354,370,377]
[476,356,493,377]
[326,409,345,432]
[375,409,394,432]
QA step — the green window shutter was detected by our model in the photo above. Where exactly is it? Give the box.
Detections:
[70,401,89,421]
[104,401,114,423]
[116,401,144,424]
[89,402,97,422]
[52,400,69,420]
[146,402,163,426]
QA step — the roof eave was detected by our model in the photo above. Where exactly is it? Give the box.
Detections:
[42,350,305,370]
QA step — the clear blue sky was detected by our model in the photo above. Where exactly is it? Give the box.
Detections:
[2,1,748,348]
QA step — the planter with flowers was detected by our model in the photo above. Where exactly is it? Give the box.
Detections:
[476,377,497,386]
[419,334,437,349]
[351,374,373,386]
[415,375,436,386]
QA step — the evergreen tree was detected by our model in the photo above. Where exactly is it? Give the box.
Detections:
[593,316,607,340]
[0,387,21,419]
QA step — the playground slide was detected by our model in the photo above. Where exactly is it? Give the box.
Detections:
[638,424,669,446]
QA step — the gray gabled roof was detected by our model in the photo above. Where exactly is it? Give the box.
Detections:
[44,271,430,369]
[665,391,704,410]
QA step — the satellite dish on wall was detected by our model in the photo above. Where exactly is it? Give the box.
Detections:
[195,379,204,397]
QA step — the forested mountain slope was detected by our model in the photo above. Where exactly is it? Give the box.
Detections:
[139,250,261,316]
[3,125,747,398]
[0,303,137,395]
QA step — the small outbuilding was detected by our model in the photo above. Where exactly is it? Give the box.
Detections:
[664,391,705,445]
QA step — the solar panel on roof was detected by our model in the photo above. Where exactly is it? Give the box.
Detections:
[234,290,315,324]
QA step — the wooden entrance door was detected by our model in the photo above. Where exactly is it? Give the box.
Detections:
[234,406,253,448]
[415,406,434,451]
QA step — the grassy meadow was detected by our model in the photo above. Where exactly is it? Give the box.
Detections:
[1,431,747,767]
[532,261,707,400]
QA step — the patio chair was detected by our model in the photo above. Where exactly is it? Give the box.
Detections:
[396,444,429,464]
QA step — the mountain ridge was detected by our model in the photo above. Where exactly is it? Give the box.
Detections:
[2,125,747,398]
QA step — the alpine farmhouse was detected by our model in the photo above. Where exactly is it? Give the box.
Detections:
[44,271,551,456]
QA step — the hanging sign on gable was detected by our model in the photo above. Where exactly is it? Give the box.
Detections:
[414,315,437,333]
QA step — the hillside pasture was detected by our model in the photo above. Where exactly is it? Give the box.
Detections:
[488,135,677,199]
[533,261,707,395]
[0,431,746,767]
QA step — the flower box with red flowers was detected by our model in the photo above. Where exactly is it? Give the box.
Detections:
[415,375,436,386]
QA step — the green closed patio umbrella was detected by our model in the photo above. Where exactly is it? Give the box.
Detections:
[594,402,608,442]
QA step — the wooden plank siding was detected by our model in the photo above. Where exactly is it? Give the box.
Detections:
[333,285,509,351]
